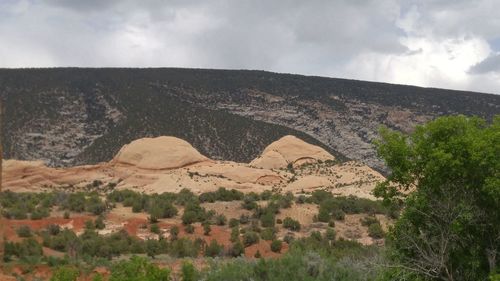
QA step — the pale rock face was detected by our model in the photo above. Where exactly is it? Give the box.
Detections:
[250,135,335,169]
[112,136,209,170]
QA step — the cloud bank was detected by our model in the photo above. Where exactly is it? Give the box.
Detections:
[0,0,499,94]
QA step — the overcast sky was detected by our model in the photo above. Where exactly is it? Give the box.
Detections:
[1,0,499,94]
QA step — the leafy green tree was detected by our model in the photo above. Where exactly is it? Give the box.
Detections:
[109,256,170,281]
[375,115,500,280]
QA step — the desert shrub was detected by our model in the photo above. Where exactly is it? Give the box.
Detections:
[325,228,336,241]
[199,187,244,202]
[260,190,273,200]
[271,239,282,253]
[360,216,379,226]
[175,188,198,206]
[145,239,161,258]
[47,224,61,236]
[367,223,384,239]
[203,222,211,236]
[95,215,105,230]
[109,256,170,281]
[65,193,86,212]
[181,261,199,281]
[331,209,345,221]
[170,226,179,240]
[50,266,79,281]
[283,217,301,231]
[132,200,143,213]
[260,210,275,227]
[242,193,260,210]
[215,214,227,226]
[296,195,307,204]
[185,224,195,234]
[150,224,160,234]
[63,211,70,219]
[243,231,259,246]
[230,240,245,257]
[230,227,240,242]
[205,239,223,257]
[4,238,43,260]
[169,238,200,258]
[86,194,107,215]
[17,225,32,237]
[31,207,50,220]
[229,218,239,228]
[182,202,207,224]
[260,227,276,241]
[239,214,250,224]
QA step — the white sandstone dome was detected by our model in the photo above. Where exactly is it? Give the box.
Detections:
[112,136,209,169]
[250,135,335,169]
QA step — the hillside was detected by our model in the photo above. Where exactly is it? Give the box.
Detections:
[1,68,498,171]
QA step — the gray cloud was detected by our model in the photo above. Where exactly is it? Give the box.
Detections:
[0,0,499,94]
[469,54,500,74]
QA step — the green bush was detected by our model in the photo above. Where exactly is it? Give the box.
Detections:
[181,261,199,281]
[230,240,245,257]
[270,239,282,253]
[185,224,195,234]
[283,217,301,231]
[199,187,244,202]
[215,214,227,226]
[243,231,260,247]
[203,222,211,236]
[95,215,105,229]
[205,239,223,257]
[31,207,50,220]
[229,218,239,228]
[170,226,179,240]
[150,224,160,234]
[50,266,79,281]
[325,228,336,241]
[260,228,276,241]
[17,225,32,237]
[109,256,170,281]
[230,227,240,243]
[367,223,384,239]
[260,210,275,227]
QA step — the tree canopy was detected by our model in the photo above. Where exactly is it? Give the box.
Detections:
[375,115,499,280]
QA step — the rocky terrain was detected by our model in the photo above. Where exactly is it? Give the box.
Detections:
[1,68,499,172]
[3,135,383,199]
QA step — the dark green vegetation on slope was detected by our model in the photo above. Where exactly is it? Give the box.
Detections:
[1,68,498,170]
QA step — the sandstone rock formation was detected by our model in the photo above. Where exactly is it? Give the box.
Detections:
[250,135,335,169]
[112,136,209,169]
[2,135,384,199]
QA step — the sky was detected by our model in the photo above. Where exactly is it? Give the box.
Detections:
[1,0,499,94]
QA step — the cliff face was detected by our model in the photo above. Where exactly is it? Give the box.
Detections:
[1,68,498,171]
